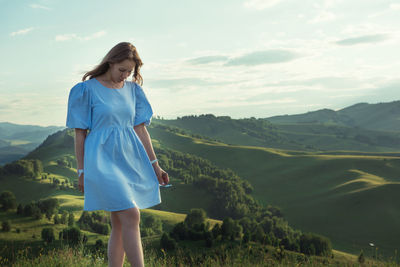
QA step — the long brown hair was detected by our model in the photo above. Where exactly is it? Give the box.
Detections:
[82,42,144,86]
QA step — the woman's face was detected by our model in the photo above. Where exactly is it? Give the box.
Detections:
[109,59,135,83]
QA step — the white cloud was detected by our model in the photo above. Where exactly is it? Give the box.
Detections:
[29,4,51,10]
[55,31,106,41]
[243,0,281,10]
[55,33,78,41]
[10,27,34,36]
[390,3,400,10]
[308,11,336,23]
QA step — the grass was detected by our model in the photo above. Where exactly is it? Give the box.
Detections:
[2,238,400,267]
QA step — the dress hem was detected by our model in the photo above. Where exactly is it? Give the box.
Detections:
[83,199,161,212]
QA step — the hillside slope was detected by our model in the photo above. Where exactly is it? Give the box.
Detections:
[147,125,400,258]
[0,122,64,165]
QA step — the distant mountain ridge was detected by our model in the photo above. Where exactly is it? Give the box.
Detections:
[153,100,400,152]
[266,100,400,132]
[0,122,64,165]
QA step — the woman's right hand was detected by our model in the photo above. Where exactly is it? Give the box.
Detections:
[78,173,84,193]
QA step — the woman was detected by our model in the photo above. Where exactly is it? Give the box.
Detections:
[66,42,169,267]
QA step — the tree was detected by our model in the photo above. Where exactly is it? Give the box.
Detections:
[23,203,34,216]
[91,222,110,235]
[77,211,92,228]
[61,210,68,224]
[0,191,17,211]
[211,223,221,239]
[221,217,235,240]
[358,250,365,264]
[184,208,207,231]
[142,214,162,234]
[243,230,251,243]
[254,225,266,244]
[16,203,24,215]
[38,198,59,220]
[204,231,213,247]
[59,226,83,246]
[95,239,104,251]
[32,205,43,220]
[300,233,332,256]
[54,214,60,224]
[2,220,11,232]
[68,212,75,226]
[41,227,55,243]
[160,233,177,251]
[170,222,189,241]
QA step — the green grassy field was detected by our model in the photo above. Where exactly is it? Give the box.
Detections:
[2,126,400,262]
[148,126,400,260]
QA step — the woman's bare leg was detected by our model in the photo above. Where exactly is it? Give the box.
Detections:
[114,206,144,267]
[108,211,126,267]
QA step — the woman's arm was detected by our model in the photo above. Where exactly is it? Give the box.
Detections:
[134,123,169,185]
[134,123,158,166]
[74,128,87,192]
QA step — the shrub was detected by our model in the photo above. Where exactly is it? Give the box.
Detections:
[59,226,84,246]
[160,232,177,251]
[184,208,207,230]
[142,214,162,234]
[95,239,104,251]
[68,212,75,226]
[16,203,24,215]
[0,191,17,211]
[358,250,365,264]
[2,220,11,232]
[91,222,110,235]
[32,205,43,220]
[170,222,189,241]
[300,232,332,256]
[54,214,60,224]
[41,227,55,243]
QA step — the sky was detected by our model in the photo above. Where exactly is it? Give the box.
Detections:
[0,0,399,126]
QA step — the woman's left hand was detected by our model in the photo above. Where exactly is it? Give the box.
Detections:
[153,164,169,186]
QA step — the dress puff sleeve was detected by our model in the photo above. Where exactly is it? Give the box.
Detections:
[66,82,92,130]
[134,83,154,127]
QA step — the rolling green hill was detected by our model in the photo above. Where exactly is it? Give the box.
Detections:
[147,124,400,259]
[2,122,400,261]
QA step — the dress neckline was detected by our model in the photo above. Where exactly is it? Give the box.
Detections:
[93,77,126,90]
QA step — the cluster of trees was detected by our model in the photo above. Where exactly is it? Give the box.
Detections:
[150,145,333,256]
[1,191,77,239]
[76,211,164,237]
[154,146,253,191]
[77,211,110,235]
[153,145,271,220]
[15,197,61,220]
[41,226,88,246]
[53,210,75,226]
[56,156,74,168]
[194,175,257,219]
[161,208,332,257]
[0,159,43,178]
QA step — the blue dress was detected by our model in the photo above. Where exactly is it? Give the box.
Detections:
[66,78,162,211]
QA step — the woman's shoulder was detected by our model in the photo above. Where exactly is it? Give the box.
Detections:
[127,80,138,87]
[69,79,93,96]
